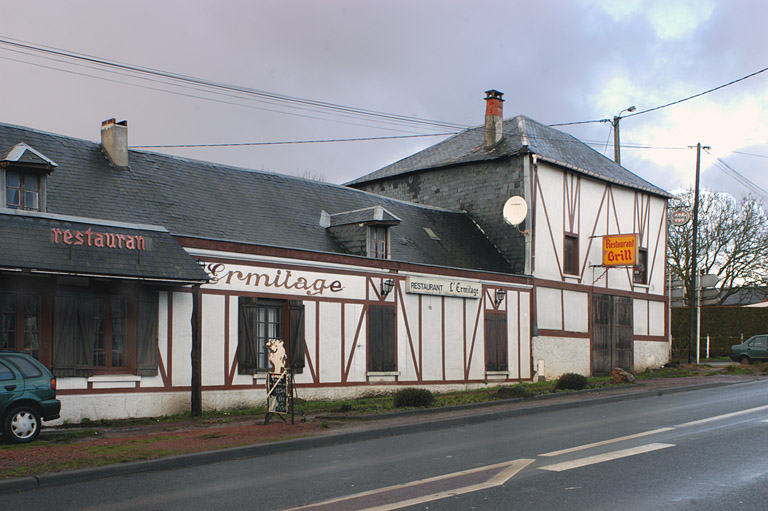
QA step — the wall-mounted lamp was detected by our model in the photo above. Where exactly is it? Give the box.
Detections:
[197,259,207,271]
[381,279,395,297]
[494,288,505,307]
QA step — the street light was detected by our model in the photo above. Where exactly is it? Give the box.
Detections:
[612,105,636,166]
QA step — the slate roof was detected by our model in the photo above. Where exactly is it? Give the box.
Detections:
[0,122,513,274]
[721,287,768,307]
[0,210,208,283]
[347,115,670,198]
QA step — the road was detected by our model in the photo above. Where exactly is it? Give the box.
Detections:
[4,379,768,510]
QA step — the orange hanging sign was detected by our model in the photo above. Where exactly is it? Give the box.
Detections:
[602,234,638,267]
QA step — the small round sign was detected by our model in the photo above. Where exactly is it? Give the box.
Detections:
[670,209,691,226]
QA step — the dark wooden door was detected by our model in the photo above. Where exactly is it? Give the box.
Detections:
[592,293,633,375]
[485,313,508,371]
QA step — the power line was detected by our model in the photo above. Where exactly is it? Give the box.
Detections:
[132,133,458,149]
[550,65,768,127]
[704,149,768,200]
[0,36,469,133]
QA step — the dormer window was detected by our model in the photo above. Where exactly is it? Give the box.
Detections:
[6,171,40,211]
[369,225,389,259]
[325,205,401,260]
[1,143,57,212]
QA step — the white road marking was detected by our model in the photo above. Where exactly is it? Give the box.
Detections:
[285,458,534,511]
[539,428,674,457]
[676,404,768,427]
[538,443,675,472]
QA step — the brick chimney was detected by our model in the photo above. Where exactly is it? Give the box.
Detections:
[484,90,504,149]
[101,118,129,168]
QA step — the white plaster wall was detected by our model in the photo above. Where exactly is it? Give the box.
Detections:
[421,295,443,381]
[533,165,566,282]
[444,298,464,380]
[57,392,190,422]
[563,290,588,332]
[634,299,649,336]
[532,336,590,379]
[519,291,532,379]
[506,291,520,379]
[465,298,485,381]
[398,292,419,381]
[171,292,193,387]
[202,294,226,386]
[152,291,169,389]
[634,340,669,371]
[318,302,342,383]
[294,300,317,385]
[536,286,562,330]
[649,300,665,336]
[344,303,367,383]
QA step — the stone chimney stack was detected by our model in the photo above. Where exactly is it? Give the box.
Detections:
[101,118,129,168]
[484,90,504,149]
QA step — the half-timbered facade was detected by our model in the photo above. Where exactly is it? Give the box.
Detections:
[0,118,532,421]
[349,91,671,380]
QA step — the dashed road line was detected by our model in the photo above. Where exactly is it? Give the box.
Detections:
[538,443,675,472]
[539,428,674,457]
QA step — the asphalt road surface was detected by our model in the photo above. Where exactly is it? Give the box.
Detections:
[4,379,768,510]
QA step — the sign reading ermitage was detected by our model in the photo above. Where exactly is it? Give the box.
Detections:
[602,234,638,267]
[405,276,481,299]
[267,373,289,414]
[203,262,357,297]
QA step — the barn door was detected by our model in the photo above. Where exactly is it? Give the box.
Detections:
[592,293,633,375]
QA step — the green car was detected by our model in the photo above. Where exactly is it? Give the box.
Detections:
[730,335,768,364]
[0,351,61,443]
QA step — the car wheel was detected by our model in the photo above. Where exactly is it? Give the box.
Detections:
[3,405,41,444]
[739,355,752,365]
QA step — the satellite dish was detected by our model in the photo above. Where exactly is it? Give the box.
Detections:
[503,196,528,226]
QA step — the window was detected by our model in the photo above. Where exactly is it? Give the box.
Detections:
[5,171,40,211]
[633,248,648,285]
[485,313,508,371]
[369,225,389,259]
[0,292,41,358]
[92,297,127,369]
[238,298,305,374]
[368,305,395,372]
[564,233,579,275]
[52,288,158,377]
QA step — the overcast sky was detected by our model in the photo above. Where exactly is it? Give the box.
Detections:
[2,0,767,200]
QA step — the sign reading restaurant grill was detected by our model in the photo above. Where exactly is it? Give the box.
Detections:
[405,276,481,299]
[602,234,638,267]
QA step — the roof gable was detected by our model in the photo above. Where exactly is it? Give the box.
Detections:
[348,115,670,198]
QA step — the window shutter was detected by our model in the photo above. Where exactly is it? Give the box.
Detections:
[136,294,159,376]
[53,295,93,377]
[238,298,258,374]
[369,305,396,372]
[289,300,305,372]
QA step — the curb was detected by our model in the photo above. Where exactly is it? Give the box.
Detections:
[0,379,751,495]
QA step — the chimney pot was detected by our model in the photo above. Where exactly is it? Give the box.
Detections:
[101,118,129,168]
[484,89,504,149]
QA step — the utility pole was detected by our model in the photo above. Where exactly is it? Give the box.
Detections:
[612,106,635,166]
[687,143,710,363]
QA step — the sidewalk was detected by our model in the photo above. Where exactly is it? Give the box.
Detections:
[1,373,764,495]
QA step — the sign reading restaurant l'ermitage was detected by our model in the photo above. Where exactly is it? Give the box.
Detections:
[51,227,147,251]
[405,276,481,299]
[602,234,637,267]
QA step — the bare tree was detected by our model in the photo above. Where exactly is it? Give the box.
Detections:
[668,190,768,305]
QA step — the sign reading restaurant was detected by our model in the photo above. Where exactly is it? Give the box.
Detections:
[51,227,147,251]
[602,234,637,267]
[405,276,481,299]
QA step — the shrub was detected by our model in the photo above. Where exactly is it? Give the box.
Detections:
[555,372,588,391]
[393,387,435,408]
[495,385,534,399]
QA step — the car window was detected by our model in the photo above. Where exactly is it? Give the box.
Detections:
[0,360,16,381]
[3,356,43,378]
[752,336,767,348]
